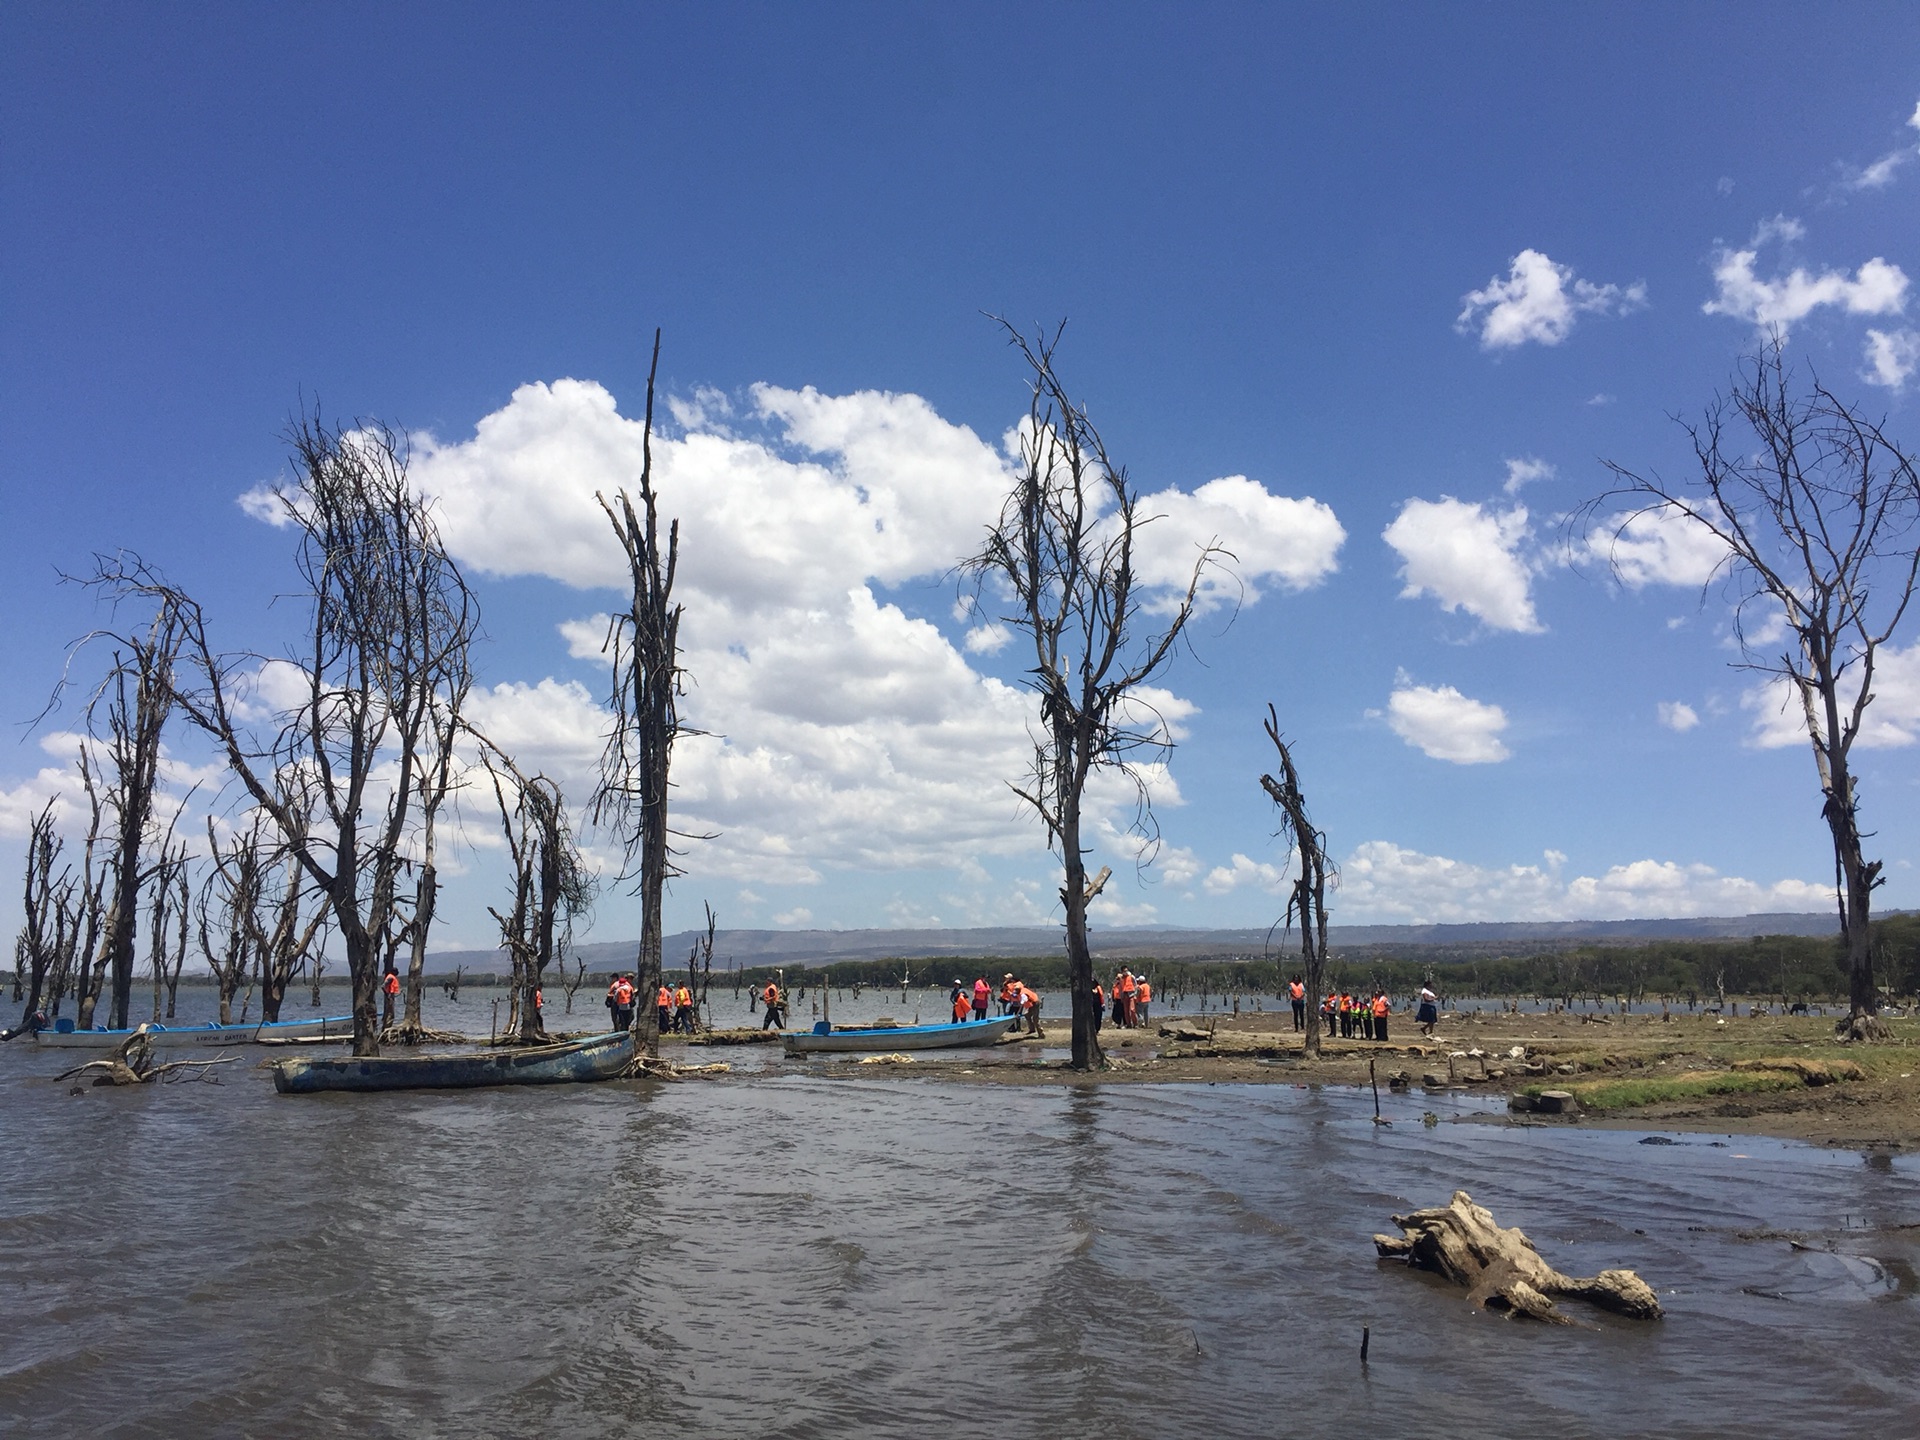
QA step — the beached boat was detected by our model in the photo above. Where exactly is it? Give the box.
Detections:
[33,1014,354,1050]
[270,1029,635,1094]
[782,1014,1019,1056]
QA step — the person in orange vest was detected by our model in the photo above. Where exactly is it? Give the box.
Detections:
[1371,990,1390,1043]
[656,983,673,1035]
[951,983,972,1024]
[1135,976,1153,1026]
[1288,976,1306,1032]
[674,983,695,1034]
[1092,979,1105,1033]
[971,976,991,1021]
[1323,991,1338,1037]
[999,974,1019,1017]
[760,980,785,1030]
[608,973,635,1031]
[1115,969,1138,1028]
[1017,980,1044,1037]
[381,965,400,1028]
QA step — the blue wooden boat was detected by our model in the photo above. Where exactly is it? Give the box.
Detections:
[782,1014,1019,1056]
[270,1030,635,1094]
[35,1014,353,1049]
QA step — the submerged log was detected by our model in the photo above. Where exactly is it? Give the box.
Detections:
[1374,1190,1661,1325]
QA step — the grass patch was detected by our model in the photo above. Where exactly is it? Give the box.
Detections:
[1522,1069,1805,1112]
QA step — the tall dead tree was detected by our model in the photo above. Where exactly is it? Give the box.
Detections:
[94,411,478,1056]
[964,322,1224,1071]
[1593,341,1920,1041]
[9,802,79,1034]
[1261,705,1334,1059]
[487,757,594,1043]
[146,841,190,1021]
[590,331,689,1061]
[396,651,469,1037]
[197,826,263,1026]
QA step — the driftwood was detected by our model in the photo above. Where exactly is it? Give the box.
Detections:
[55,1025,237,1087]
[1374,1190,1662,1325]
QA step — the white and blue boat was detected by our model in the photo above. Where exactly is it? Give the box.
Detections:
[782,1014,1019,1056]
[33,1014,353,1049]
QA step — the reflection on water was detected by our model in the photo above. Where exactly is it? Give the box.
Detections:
[1,1040,1916,1438]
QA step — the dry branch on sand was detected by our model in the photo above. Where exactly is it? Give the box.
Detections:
[1374,1190,1662,1325]
[54,1026,236,1087]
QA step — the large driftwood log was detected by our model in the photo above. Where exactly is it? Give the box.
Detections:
[1374,1190,1662,1324]
[55,1025,236,1087]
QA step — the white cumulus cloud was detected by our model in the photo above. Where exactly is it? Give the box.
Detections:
[1742,643,1920,751]
[1457,249,1647,349]
[1864,328,1920,390]
[1381,680,1511,764]
[1383,497,1542,633]
[1338,840,1833,923]
[1130,475,1345,612]
[1594,506,1732,589]
[1201,852,1287,896]
[1703,219,1908,334]
[1657,701,1701,733]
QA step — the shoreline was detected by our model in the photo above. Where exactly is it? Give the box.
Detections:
[768,1008,1920,1153]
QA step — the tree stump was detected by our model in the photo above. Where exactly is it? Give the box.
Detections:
[1374,1190,1661,1324]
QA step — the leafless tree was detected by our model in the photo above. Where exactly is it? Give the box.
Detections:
[963,322,1226,1071]
[1591,341,1920,1041]
[486,755,594,1043]
[396,658,469,1037]
[590,331,692,1060]
[9,802,83,1035]
[93,412,479,1055]
[1260,705,1334,1059]
[146,841,190,1021]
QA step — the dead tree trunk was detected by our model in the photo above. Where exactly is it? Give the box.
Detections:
[963,321,1224,1072]
[1261,705,1333,1059]
[591,331,690,1062]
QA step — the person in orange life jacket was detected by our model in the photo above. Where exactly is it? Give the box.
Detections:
[1371,991,1390,1043]
[1135,977,1152,1026]
[1358,990,1375,1042]
[607,974,635,1031]
[951,982,972,1024]
[672,983,694,1033]
[381,965,400,1028]
[761,981,786,1030]
[999,974,1019,1016]
[1016,981,1044,1037]
[1092,980,1105,1032]
[1288,976,1307,1032]
[1115,969,1138,1028]
[971,976,991,1021]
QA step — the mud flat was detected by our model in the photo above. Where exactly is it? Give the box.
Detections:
[833,1007,1920,1151]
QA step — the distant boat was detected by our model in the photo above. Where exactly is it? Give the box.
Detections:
[270,1029,635,1094]
[33,1015,354,1049]
[782,1014,1020,1056]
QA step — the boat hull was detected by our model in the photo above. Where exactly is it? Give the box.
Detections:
[34,1015,354,1049]
[782,1014,1020,1055]
[271,1030,636,1094]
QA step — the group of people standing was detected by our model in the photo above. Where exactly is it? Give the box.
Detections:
[1282,977,1443,1042]
[1093,968,1151,1030]
[950,976,1045,1035]
[604,974,702,1034]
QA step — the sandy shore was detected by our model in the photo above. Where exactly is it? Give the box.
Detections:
[795,1007,1920,1152]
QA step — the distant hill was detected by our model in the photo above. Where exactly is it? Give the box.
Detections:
[423,912,1864,973]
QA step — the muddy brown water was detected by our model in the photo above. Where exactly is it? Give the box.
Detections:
[2,994,1917,1437]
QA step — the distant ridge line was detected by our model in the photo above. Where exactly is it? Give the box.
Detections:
[423,912,1877,973]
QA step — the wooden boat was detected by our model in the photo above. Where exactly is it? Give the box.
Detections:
[270,1029,635,1094]
[782,1014,1019,1056]
[33,1014,354,1049]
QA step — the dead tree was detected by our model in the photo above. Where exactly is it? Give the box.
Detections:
[590,331,690,1061]
[93,412,479,1056]
[397,659,469,1037]
[53,603,184,1031]
[963,321,1225,1072]
[198,824,268,1025]
[487,757,594,1043]
[1261,705,1334,1058]
[1592,341,1920,1041]
[9,802,81,1035]
[146,842,190,1021]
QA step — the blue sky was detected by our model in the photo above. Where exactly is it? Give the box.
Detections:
[3,3,1918,948]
